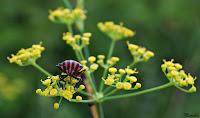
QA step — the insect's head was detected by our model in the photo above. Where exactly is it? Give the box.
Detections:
[56,63,64,72]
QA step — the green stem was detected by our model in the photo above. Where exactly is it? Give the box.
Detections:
[107,40,116,60]
[58,97,63,105]
[66,24,82,62]
[32,62,52,76]
[103,86,112,94]
[77,90,94,98]
[129,61,137,68]
[67,24,74,35]
[99,40,116,93]
[174,84,190,93]
[104,89,118,97]
[97,103,104,118]
[78,50,85,60]
[71,99,96,103]
[103,82,173,101]
[63,0,73,10]
[99,68,108,92]
[75,51,82,61]
[85,71,97,94]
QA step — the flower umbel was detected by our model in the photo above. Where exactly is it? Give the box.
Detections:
[48,7,86,25]
[7,42,45,66]
[103,66,141,90]
[161,59,197,93]
[36,74,86,108]
[98,21,135,40]
[127,41,154,62]
[62,32,91,50]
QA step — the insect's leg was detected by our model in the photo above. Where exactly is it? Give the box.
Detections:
[72,75,82,88]
[59,75,68,81]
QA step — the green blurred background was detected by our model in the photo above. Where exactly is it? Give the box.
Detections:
[0,0,199,118]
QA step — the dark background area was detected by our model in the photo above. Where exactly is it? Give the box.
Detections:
[0,0,199,118]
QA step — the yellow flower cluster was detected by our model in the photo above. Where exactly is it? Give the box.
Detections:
[7,42,45,66]
[103,66,141,90]
[97,21,135,40]
[63,32,92,50]
[80,56,99,73]
[97,55,120,69]
[36,74,85,109]
[161,59,197,93]
[0,73,26,101]
[127,41,154,62]
[48,7,86,25]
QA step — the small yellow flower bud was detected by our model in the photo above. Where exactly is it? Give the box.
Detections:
[83,32,92,38]
[51,75,60,81]
[81,37,89,42]
[42,90,50,96]
[67,37,76,44]
[80,60,87,65]
[123,82,132,90]
[161,64,167,72]
[54,103,59,109]
[63,90,73,100]
[125,67,137,75]
[134,83,142,89]
[110,57,119,62]
[127,42,139,51]
[168,67,176,71]
[16,60,21,65]
[185,77,194,85]
[74,35,81,40]
[180,70,187,78]
[165,61,174,67]
[131,51,139,56]
[143,51,154,61]
[63,34,71,40]
[119,69,126,74]
[97,60,103,65]
[175,63,182,70]
[166,73,172,78]
[50,89,58,96]
[108,67,117,74]
[107,60,113,65]
[46,86,53,91]
[41,79,51,85]
[36,89,42,94]
[104,79,114,85]
[129,76,137,83]
[59,89,64,97]
[90,63,99,71]
[66,85,75,94]
[137,47,146,55]
[88,56,96,63]
[134,83,141,89]
[63,9,70,14]
[78,85,85,91]
[116,82,124,89]
[171,70,179,77]
[97,55,105,60]
[76,96,82,102]
[189,85,196,93]
[182,80,187,86]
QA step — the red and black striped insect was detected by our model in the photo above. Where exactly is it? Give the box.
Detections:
[56,60,86,84]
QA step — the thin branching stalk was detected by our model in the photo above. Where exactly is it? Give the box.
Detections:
[103,82,173,101]
[32,62,52,76]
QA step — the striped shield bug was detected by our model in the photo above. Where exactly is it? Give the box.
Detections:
[56,60,86,85]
